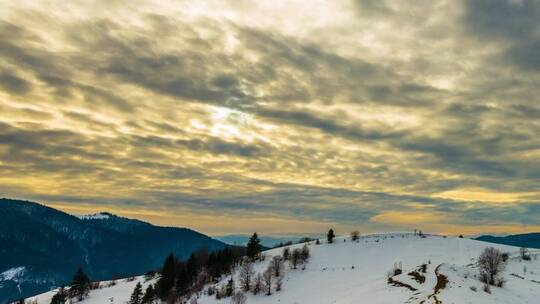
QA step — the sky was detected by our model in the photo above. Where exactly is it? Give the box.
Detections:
[0,0,539,236]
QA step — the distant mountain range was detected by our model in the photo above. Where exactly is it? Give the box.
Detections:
[0,198,226,303]
[476,233,540,249]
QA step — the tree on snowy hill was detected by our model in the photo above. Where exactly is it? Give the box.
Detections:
[69,267,90,301]
[520,247,531,261]
[478,247,506,286]
[231,291,247,304]
[291,248,301,269]
[50,287,67,304]
[226,277,235,297]
[130,282,143,304]
[282,247,290,260]
[350,230,360,241]
[275,274,283,292]
[300,244,310,262]
[157,253,177,300]
[141,284,156,304]
[270,256,284,277]
[247,232,262,258]
[252,273,262,295]
[262,267,273,295]
[239,257,254,291]
[327,229,335,243]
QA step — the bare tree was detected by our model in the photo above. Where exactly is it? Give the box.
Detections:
[262,268,273,295]
[269,256,284,277]
[520,247,531,260]
[291,248,301,269]
[478,247,506,286]
[230,291,247,304]
[252,273,262,295]
[239,257,254,291]
[350,230,360,241]
[282,247,290,261]
[275,274,283,292]
[300,244,310,263]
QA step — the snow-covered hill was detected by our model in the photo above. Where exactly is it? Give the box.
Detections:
[26,233,540,304]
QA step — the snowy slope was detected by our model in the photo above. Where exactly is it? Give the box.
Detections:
[26,276,157,304]
[26,233,540,304]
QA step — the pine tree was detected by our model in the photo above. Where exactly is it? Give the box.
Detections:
[187,253,198,280]
[141,284,156,304]
[130,282,143,304]
[246,232,261,258]
[157,253,176,300]
[50,287,66,304]
[225,277,235,297]
[327,229,335,244]
[70,267,90,300]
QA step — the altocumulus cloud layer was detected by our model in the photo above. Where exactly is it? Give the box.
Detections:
[0,0,539,235]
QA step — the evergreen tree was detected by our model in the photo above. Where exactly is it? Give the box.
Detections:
[141,284,156,304]
[70,267,90,300]
[327,229,335,244]
[50,287,66,304]
[130,282,143,304]
[225,277,235,297]
[246,232,261,258]
[186,252,198,280]
[157,253,177,300]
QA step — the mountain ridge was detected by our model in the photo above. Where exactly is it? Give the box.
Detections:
[0,198,227,303]
[476,232,540,249]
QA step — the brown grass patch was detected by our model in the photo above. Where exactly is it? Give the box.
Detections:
[408,270,426,284]
[387,277,418,292]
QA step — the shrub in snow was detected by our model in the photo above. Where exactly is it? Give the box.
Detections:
[230,291,247,304]
[301,244,310,262]
[478,247,506,286]
[291,248,302,269]
[520,247,531,261]
[387,262,403,279]
[327,229,335,243]
[483,284,491,294]
[470,286,477,292]
[350,230,360,241]
[275,274,283,291]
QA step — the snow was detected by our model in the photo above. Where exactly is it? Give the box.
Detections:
[26,233,540,304]
[27,277,156,304]
[0,266,25,281]
[77,212,111,220]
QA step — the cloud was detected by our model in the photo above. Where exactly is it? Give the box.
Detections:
[0,0,538,235]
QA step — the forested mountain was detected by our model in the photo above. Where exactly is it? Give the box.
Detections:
[0,198,226,303]
[476,233,540,249]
